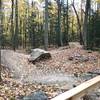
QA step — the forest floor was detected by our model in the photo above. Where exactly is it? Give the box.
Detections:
[0,42,100,99]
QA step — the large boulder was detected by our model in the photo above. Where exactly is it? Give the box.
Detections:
[29,49,51,63]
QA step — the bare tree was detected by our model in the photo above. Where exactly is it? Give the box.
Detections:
[72,0,83,45]
[58,0,63,46]
[83,0,91,48]
[11,0,15,50]
[14,0,19,50]
[44,0,49,50]
[0,0,2,82]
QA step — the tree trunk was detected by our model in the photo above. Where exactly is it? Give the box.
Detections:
[66,0,69,45]
[44,0,48,50]
[14,0,19,50]
[11,0,15,50]
[0,0,2,82]
[56,0,63,46]
[62,0,68,45]
[71,17,74,41]
[83,0,91,49]
[72,0,83,45]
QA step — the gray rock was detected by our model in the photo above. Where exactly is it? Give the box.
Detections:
[29,49,51,62]
[23,90,48,100]
[83,95,94,100]
[88,69,100,75]
[83,93,100,100]
[16,95,24,100]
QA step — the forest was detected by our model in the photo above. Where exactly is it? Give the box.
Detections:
[0,0,100,99]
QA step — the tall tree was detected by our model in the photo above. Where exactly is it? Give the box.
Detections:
[14,0,19,50]
[44,0,49,50]
[11,0,15,50]
[62,0,68,45]
[0,0,2,81]
[56,0,63,46]
[72,0,83,45]
[83,0,91,48]
[66,0,69,45]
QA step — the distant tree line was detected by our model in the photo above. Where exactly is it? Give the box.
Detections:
[0,0,100,51]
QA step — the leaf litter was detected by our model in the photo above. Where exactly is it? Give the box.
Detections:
[0,43,100,99]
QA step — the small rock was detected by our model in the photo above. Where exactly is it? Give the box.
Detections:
[87,50,92,53]
[83,94,94,100]
[16,95,24,100]
[68,57,73,61]
[80,56,89,62]
[23,90,48,100]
